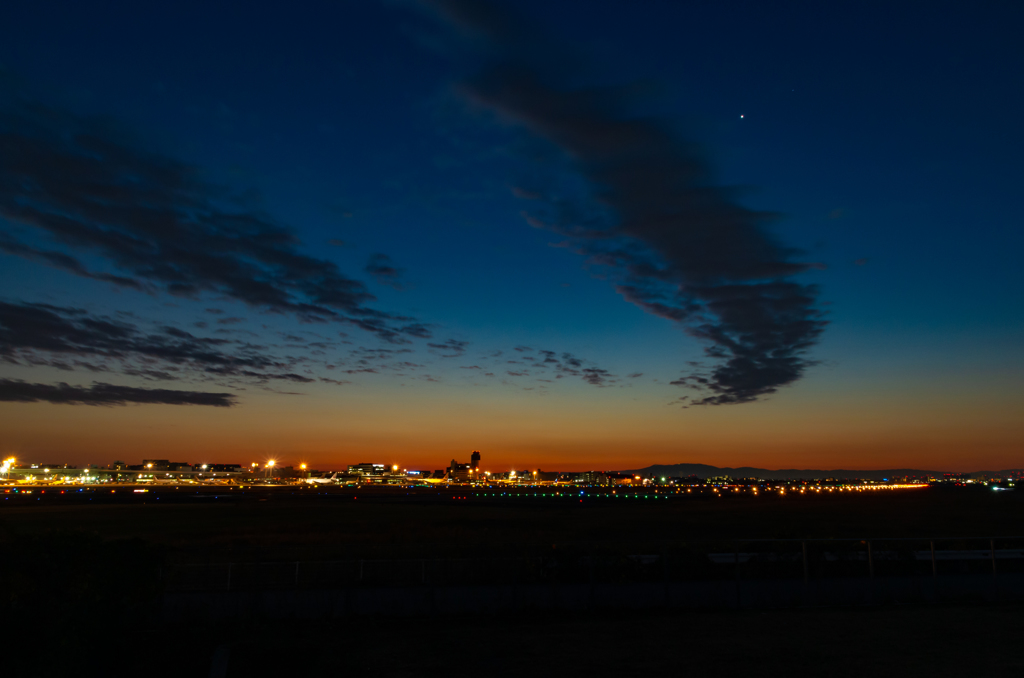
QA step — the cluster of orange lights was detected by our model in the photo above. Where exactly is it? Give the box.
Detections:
[768,483,931,494]
[686,483,928,495]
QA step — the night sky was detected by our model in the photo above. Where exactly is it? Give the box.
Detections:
[1,0,1021,471]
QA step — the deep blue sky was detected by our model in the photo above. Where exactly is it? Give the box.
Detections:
[1,0,1021,470]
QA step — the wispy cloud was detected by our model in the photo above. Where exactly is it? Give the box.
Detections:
[426,0,827,405]
[0,378,235,407]
[0,301,321,387]
[0,101,429,344]
[480,345,617,388]
[365,253,406,290]
[427,338,469,358]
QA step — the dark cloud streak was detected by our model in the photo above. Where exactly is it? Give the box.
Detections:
[365,253,406,290]
[0,301,322,387]
[0,378,235,407]
[428,0,827,405]
[0,102,428,344]
[427,338,469,358]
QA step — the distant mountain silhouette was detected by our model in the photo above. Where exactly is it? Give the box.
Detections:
[618,463,1023,481]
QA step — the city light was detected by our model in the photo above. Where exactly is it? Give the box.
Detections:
[0,446,991,496]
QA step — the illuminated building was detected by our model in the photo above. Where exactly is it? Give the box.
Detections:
[348,463,386,477]
[446,451,482,482]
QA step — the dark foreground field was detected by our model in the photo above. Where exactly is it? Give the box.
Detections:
[196,605,1024,677]
[6,604,1024,677]
[3,486,1022,676]
[2,484,1021,561]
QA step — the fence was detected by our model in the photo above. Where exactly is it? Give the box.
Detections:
[160,537,1024,619]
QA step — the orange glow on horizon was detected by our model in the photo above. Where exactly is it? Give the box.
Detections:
[0,381,1020,473]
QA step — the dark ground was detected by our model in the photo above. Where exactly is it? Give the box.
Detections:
[2,484,1021,561]
[231,605,1024,677]
[12,605,1024,677]
[3,485,1022,676]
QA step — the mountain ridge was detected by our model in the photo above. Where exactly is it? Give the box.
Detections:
[618,463,1023,481]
